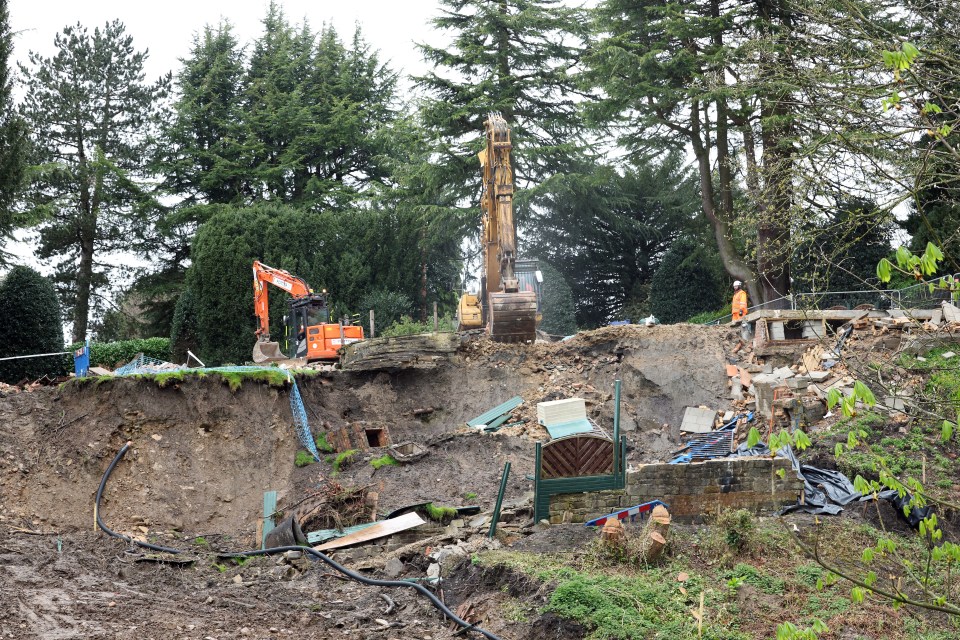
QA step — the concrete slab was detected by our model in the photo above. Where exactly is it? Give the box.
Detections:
[680,407,717,433]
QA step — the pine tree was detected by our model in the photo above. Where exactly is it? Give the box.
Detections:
[415,0,594,236]
[19,21,170,342]
[0,0,28,258]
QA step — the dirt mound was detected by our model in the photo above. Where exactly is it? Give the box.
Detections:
[0,324,731,537]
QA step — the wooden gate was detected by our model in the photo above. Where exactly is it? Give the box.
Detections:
[541,435,615,479]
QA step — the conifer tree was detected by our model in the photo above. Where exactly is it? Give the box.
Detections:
[20,21,169,342]
[0,0,27,258]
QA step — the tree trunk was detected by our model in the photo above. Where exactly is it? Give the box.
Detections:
[72,229,95,343]
[690,100,761,306]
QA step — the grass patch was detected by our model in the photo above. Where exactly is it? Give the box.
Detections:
[295,450,317,467]
[192,536,209,548]
[722,563,785,595]
[423,502,458,522]
[315,432,335,453]
[370,454,397,470]
[464,492,478,501]
[332,449,358,475]
[479,551,747,640]
[212,368,290,392]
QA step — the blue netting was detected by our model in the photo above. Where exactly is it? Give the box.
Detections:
[112,361,320,463]
[288,376,321,462]
[113,354,185,376]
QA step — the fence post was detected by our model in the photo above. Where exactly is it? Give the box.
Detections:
[369,309,375,339]
[433,302,438,332]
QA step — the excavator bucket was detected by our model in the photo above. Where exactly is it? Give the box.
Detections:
[252,340,287,364]
[488,291,538,343]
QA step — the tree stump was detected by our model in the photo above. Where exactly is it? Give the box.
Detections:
[635,505,671,563]
[600,519,626,548]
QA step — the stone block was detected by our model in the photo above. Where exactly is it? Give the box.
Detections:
[680,407,717,433]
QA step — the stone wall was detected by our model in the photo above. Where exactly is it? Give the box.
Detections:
[548,456,803,524]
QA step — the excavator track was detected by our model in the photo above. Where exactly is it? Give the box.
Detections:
[488,291,538,343]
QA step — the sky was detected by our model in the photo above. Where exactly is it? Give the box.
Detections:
[5,0,444,271]
[10,1,440,83]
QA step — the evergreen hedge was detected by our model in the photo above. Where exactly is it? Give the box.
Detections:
[0,266,66,383]
[67,337,172,370]
[649,238,726,324]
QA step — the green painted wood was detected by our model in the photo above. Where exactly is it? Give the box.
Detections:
[545,418,593,439]
[262,490,277,550]
[488,462,512,539]
[467,396,523,427]
[482,413,512,432]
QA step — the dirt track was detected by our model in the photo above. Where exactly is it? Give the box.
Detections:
[0,324,732,639]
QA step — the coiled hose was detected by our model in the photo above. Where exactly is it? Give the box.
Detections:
[95,442,502,640]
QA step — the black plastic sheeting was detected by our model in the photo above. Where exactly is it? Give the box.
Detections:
[768,445,931,527]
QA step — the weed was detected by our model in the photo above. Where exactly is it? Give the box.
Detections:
[502,598,530,623]
[230,556,252,567]
[370,454,398,470]
[295,450,317,467]
[718,509,757,552]
[723,563,785,595]
[315,432,335,453]
[794,563,823,588]
[464,492,478,501]
[193,536,209,547]
[211,562,228,572]
[423,502,457,522]
[332,449,358,475]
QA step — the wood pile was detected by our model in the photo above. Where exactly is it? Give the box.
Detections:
[340,332,458,372]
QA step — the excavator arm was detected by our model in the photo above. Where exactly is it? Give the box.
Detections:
[478,114,538,342]
[252,260,312,340]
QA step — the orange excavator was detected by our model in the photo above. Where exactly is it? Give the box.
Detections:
[252,260,363,363]
[457,113,541,342]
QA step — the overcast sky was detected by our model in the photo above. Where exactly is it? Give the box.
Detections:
[10,0,440,87]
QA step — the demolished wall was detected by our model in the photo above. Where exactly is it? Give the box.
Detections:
[548,456,803,524]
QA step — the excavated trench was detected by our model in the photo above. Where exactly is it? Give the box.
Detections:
[0,324,732,538]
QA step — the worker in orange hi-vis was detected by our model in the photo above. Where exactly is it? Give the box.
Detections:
[731,280,748,323]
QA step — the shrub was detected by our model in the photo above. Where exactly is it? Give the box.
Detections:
[381,314,455,337]
[0,266,66,383]
[649,237,725,324]
[360,289,412,333]
[67,337,173,370]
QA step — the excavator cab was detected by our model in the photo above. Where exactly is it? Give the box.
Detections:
[286,295,331,358]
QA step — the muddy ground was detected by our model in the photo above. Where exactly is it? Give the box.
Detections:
[0,324,749,639]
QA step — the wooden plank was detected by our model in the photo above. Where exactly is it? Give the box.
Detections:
[313,512,425,551]
[306,521,378,545]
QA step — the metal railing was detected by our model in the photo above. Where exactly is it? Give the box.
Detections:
[702,274,959,325]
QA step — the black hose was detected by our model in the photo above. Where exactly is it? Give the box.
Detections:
[95,442,502,640]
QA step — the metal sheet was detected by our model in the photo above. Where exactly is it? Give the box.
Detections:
[467,396,523,427]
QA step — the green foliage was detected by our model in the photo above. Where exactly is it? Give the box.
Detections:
[546,570,747,640]
[380,315,455,338]
[464,492,478,501]
[688,305,732,325]
[20,20,170,341]
[169,286,200,363]
[192,536,209,547]
[0,0,28,255]
[68,337,172,370]
[185,203,448,365]
[716,509,757,553]
[722,563,785,595]
[315,432,335,454]
[776,619,829,640]
[531,158,703,328]
[370,454,397,470]
[360,289,412,334]
[423,503,457,522]
[294,450,316,467]
[649,238,726,325]
[537,261,576,335]
[0,266,65,383]
[332,449,357,475]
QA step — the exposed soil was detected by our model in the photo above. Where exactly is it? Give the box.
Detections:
[0,324,733,639]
